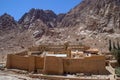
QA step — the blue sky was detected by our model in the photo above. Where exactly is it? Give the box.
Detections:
[0,0,82,20]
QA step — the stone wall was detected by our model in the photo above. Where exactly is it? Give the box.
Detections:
[44,56,63,75]
[28,45,90,52]
[6,54,29,70]
[6,54,44,72]
[6,54,107,75]
[63,56,106,74]
[35,56,44,69]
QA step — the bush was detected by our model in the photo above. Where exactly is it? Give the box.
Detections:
[115,67,120,77]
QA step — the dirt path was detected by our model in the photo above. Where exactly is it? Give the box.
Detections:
[106,66,116,80]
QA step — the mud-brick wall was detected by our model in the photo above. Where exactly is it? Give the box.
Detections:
[63,55,106,74]
[7,54,29,70]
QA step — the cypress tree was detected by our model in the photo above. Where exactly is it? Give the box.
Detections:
[117,40,120,49]
[109,39,112,51]
[113,41,117,49]
[111,40,120,66]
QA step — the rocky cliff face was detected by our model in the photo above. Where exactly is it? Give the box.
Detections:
[18,8,66,39]
[59,0,120,33]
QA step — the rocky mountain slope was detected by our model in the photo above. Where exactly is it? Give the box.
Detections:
[59,0,120,33]
[36,0,120,52]
[0,0,120,61]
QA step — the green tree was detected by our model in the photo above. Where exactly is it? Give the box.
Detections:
[109,40,120,66]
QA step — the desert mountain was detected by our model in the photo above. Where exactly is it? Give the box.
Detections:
[0,0,120,58]
[18,8,57,28]
[18,9,66,38]
[0,13,20,35]
[0,13,18,30]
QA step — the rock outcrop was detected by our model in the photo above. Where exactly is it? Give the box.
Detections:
[59,0,120,33]
[0,13,18,30]
[18,8,57,28]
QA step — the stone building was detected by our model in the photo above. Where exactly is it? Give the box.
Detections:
[6,44,107,75]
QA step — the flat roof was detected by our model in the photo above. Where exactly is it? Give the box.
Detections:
[46,54,67,57]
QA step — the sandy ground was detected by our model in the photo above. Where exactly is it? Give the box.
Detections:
[0,69,112,80]
[0,70,40,80]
